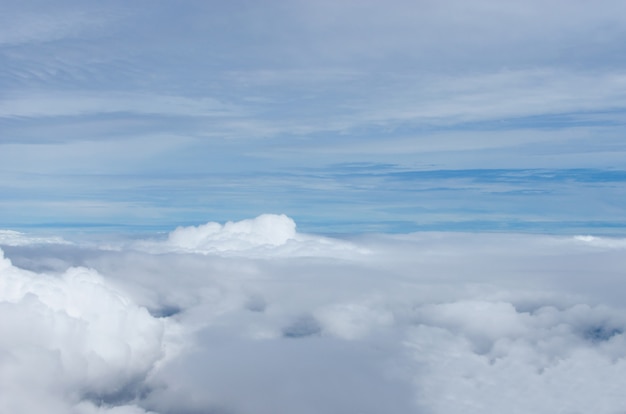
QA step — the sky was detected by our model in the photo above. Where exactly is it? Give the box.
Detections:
[1,0,626,233]
[2,1,626,413]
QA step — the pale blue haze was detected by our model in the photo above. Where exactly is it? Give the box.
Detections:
[2,0,626,234]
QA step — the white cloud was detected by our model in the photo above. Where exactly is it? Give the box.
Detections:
[315,300,394,340]
[167,213,297,251]
[2,218,626,413]
[135,214,366,257]
[408,302,626,414]
[0,249,166,413]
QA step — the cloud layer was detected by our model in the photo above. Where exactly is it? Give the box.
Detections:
[2,215,626,413]
[2,1,626,233]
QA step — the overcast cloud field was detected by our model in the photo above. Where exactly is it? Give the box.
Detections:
[2,1,626,413]
[2,217,626,414]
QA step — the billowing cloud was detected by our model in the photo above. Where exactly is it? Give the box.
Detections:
[136,214,366,257]
[2,215,626,413]
[409,302,626,413]
[0,249,165,413]
[167,213,297,251]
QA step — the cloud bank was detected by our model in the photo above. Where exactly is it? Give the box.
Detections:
[0,250,165,413]
[2,215,626,413]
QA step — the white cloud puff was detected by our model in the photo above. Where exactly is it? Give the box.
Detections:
[0,249,165,413]
[167,213,297,251]
[135,214,366,257]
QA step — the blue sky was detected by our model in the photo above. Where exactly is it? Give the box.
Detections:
[2,0,626,234]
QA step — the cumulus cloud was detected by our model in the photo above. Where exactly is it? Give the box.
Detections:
[136,214,365,257]
[167,213,297,251]
[2,216,626,413]
[0,249,165,413]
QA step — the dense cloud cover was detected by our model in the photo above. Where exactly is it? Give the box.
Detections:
[2,215,626,413]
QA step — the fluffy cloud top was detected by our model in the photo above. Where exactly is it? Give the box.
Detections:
[167,213,297,251]
[135,214,364,257]
[0,249,165,413]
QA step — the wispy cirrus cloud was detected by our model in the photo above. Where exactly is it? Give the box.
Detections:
[0,7,120,47]
[2,0,626,232]
[0,91,238,119]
